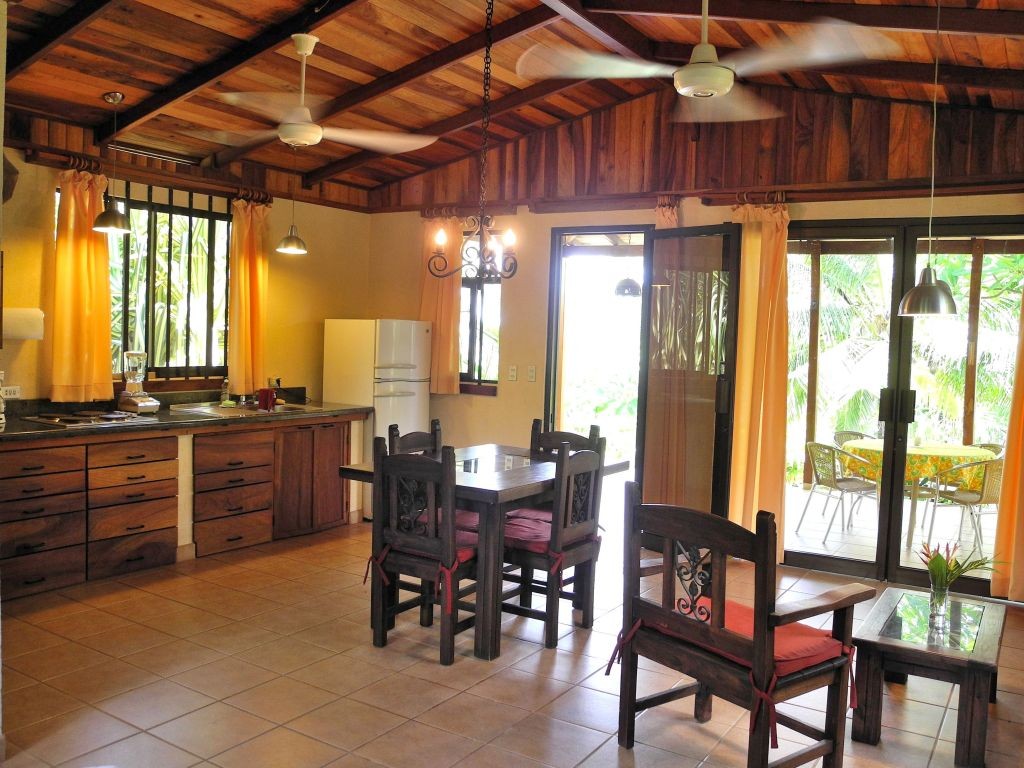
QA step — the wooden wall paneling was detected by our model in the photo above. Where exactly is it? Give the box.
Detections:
[946,107,973,179]
[791,90,819,185]
[826,98,852,182]
[969,109,995,176]
[694,107,726,190]
[887,103,911,179]
[767,90,793,188]
[568,118,588,197]
[991,113,1021,173]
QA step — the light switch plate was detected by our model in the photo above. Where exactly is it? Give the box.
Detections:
[508,365,518,381]
[527,365,536,382]
[1,385,21,399]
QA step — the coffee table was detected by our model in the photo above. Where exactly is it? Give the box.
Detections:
[852,586,1005,767]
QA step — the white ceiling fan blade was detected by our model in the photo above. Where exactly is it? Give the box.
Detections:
[723,19,900,79]
[185,128,279,147]
[215,92,332,122]
[320,127,437,154]
[516,43,676,80]
[671,84,783,123]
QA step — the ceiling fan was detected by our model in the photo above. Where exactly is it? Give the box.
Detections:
[516,0,899,123]
[199,33,437,159]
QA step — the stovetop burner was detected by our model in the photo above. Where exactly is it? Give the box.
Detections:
[23,411,158,429]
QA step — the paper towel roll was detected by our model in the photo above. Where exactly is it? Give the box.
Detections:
[2,308,45,340]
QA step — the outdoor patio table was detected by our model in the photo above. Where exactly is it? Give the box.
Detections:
[841,438,995,548]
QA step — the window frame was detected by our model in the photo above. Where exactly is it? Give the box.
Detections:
[459,229,501,395]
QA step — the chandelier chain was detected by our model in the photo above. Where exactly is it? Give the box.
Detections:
[479,0,494,228]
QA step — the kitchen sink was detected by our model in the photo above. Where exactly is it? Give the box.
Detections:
[169,402,323,418]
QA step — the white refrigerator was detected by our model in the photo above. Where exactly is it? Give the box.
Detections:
[322,319,432,516]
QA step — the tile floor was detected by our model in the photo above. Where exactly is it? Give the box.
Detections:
[3,481,1023,767]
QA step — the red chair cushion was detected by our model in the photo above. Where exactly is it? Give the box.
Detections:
[506,507,552,523]
[692,597,843,677]
[392,528,478,564]
[453,509,481,532]
[503,517,552,554]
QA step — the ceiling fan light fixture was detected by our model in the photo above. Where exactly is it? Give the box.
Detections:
[276,224,307,255]
[278,121,323,147]
[674,62,734,99]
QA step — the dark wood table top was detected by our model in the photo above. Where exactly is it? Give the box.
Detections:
[853,586,1005,670]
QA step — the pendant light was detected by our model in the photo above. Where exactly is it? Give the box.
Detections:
[93,91,131,235]
[276,148,307,255]
[898,1,956,317]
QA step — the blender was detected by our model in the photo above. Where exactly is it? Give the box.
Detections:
[118,351,160,413]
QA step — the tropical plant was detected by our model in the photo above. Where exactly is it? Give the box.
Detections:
[918,542,996,590]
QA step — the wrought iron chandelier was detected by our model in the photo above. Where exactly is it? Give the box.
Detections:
[428,0,518,280]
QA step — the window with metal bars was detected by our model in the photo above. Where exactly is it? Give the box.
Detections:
[459,232,501,392]
[106,183,231,379]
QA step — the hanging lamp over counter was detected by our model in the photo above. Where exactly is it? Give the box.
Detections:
[93,91,130,235]
[276,147,307,255]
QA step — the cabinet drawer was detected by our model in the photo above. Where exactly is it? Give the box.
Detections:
[89,497,177,541]
[87,528,177,580]
[194,432,274,474]
[194,510,272,556]
[0,511,86,559]
[89,437,177,468]
[194,482,273,522]
[89,478,178,508]
[0,471,86,502]
[89,459,177,489]
[194,464,273,494]
[1,545,86,600]
[0,446,85,479]
[0,492,87,523]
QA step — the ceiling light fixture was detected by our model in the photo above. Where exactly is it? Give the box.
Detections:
[898,1,956,317]
[428,0,517,280]
[93,91,131,235]
[614,277,642,297]
[276,148,307,255]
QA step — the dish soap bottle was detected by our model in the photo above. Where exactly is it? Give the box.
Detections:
[220,378,231,406]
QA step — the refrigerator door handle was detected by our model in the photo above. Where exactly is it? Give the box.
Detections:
[375,392,417,398]
[375,363,417,370]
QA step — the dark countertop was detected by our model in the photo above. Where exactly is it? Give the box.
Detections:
[0,402,372,444]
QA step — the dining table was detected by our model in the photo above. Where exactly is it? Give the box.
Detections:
[841,438,996,548]
[339,443,561,661]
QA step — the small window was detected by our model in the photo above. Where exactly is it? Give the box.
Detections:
[459,231,502,393]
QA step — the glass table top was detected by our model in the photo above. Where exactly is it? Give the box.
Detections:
[880,592,985,652]
[459,453,533,474]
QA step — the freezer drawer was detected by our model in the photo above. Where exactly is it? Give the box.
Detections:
[373,379,429,438]
[375,319,431,381]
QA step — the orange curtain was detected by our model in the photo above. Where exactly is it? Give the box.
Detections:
[728,204,790,551]
[991,299,1024,599]
[419,216,462,395]
[227,199,270,396]
[50,170,114,402]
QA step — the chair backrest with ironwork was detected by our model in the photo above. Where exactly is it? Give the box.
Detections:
[388,418,442,456]
[834,430,870,448]
[530,418,600,455]
[549,438,605,553]
[372,436,457,566]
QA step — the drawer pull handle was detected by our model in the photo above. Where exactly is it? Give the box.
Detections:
[22,577,46,585]
[320,424,335,429]
[126,524,146,531]
[227,478,245,484]
[21,487,44,494]
[226,505,244,512]
[126,454,147,459]
[299,425,314,430]
[227,460,245,466]
[21,508,46,515]
[127,474,147,480]
[125,555,146,563]
[226,535,244,542]
[18,542,46,551]
[126,492,146,499]
[21,464,45,471]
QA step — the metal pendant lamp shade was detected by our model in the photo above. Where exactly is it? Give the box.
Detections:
[614,277,642,297]
[93,202,130,235]
[898,266,957,316]
[276,223,308,255]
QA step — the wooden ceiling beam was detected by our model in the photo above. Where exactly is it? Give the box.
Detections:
[93,0,369,145]
[7,0,118,78]
[654,42,1024,92]
[538,0,653,58]
[302,79,582,187]
[208,5,560,168]
[584,0,1024,38]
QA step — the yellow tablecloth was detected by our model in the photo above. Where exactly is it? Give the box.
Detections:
[842,438,995,490]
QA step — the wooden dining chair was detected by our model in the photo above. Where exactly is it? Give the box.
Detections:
[368,437,477,665]
[388,418,442,456]
[500,437,605,647]
[615,481,875,768]
[529,418,601,454]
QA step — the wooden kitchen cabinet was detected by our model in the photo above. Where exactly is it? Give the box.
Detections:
[274,420,347,538]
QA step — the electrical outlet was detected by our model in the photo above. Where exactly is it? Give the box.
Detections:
[1,385,22,399]
[527,365,537,382]
[507,365,518,382]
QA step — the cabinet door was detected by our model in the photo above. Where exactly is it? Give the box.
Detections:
[273,426,314,538]
[313,423,344,529]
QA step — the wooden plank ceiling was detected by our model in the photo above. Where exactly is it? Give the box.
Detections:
[5,0,1023,196]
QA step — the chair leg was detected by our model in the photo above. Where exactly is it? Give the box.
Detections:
[440,580,455,666]
[747,681,773,768]
[544,569,561,648]
[420,579,434,627]
[822,661,852,768]
[386,577,399,630]
[927,497,938,547]
[794,484,820,533]
[823,493,845,544]
[371,569,389,648]
[694,683,713,723]
[576,561,596,629]
[617,643,639,749]
[519,567,534,608]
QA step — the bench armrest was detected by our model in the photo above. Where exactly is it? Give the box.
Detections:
[770,583,876,627]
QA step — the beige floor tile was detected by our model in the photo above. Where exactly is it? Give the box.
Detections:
[402,655,502,691]
[188,592,282,621]
[349,672,459,719]
[5,640,111,680]
[252,580,330,604]
[577,739,701,768]
[490,712,608,768]
[323,754,390,768]
[453,744,554,768]
[554,629,620,660]
[55,731,203,768]
[233,635,334,674]
[2,682,84,732]
[35,607,135,640]
[631,702,731,761]
[579,664,684,699]
[139,606,234,638]
[703,723,815,768]
[245,606,333,635]
[189,622,282,655]
[122,638,226,677]
[288,697,405,751]
[149,702,275,759]
[46,658,161,702]
[843,726,937,767]
[6,706,138,765]
[417,691,531,741]
[512,648,608,684]
[200,569,287,594]
[0,742,51,768]
[224,676,338,723]
[244,556,326,580]
[209,726,343,768]
[467,668,573,710]
[879,696,947,737]
[294,591,368,620]
[2,666,38,693]
[288,653,393,696]
[291,617,368,652]
[2,618,67,658]
[293,570,365,593]
[171,656,278,699]
[77,623,176,657]
[3,592,92,625]
[540,685,621,733]
[356,720,481,768]
[341,638,437,672]
[96,678,216,729]
[103,592,190,620]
